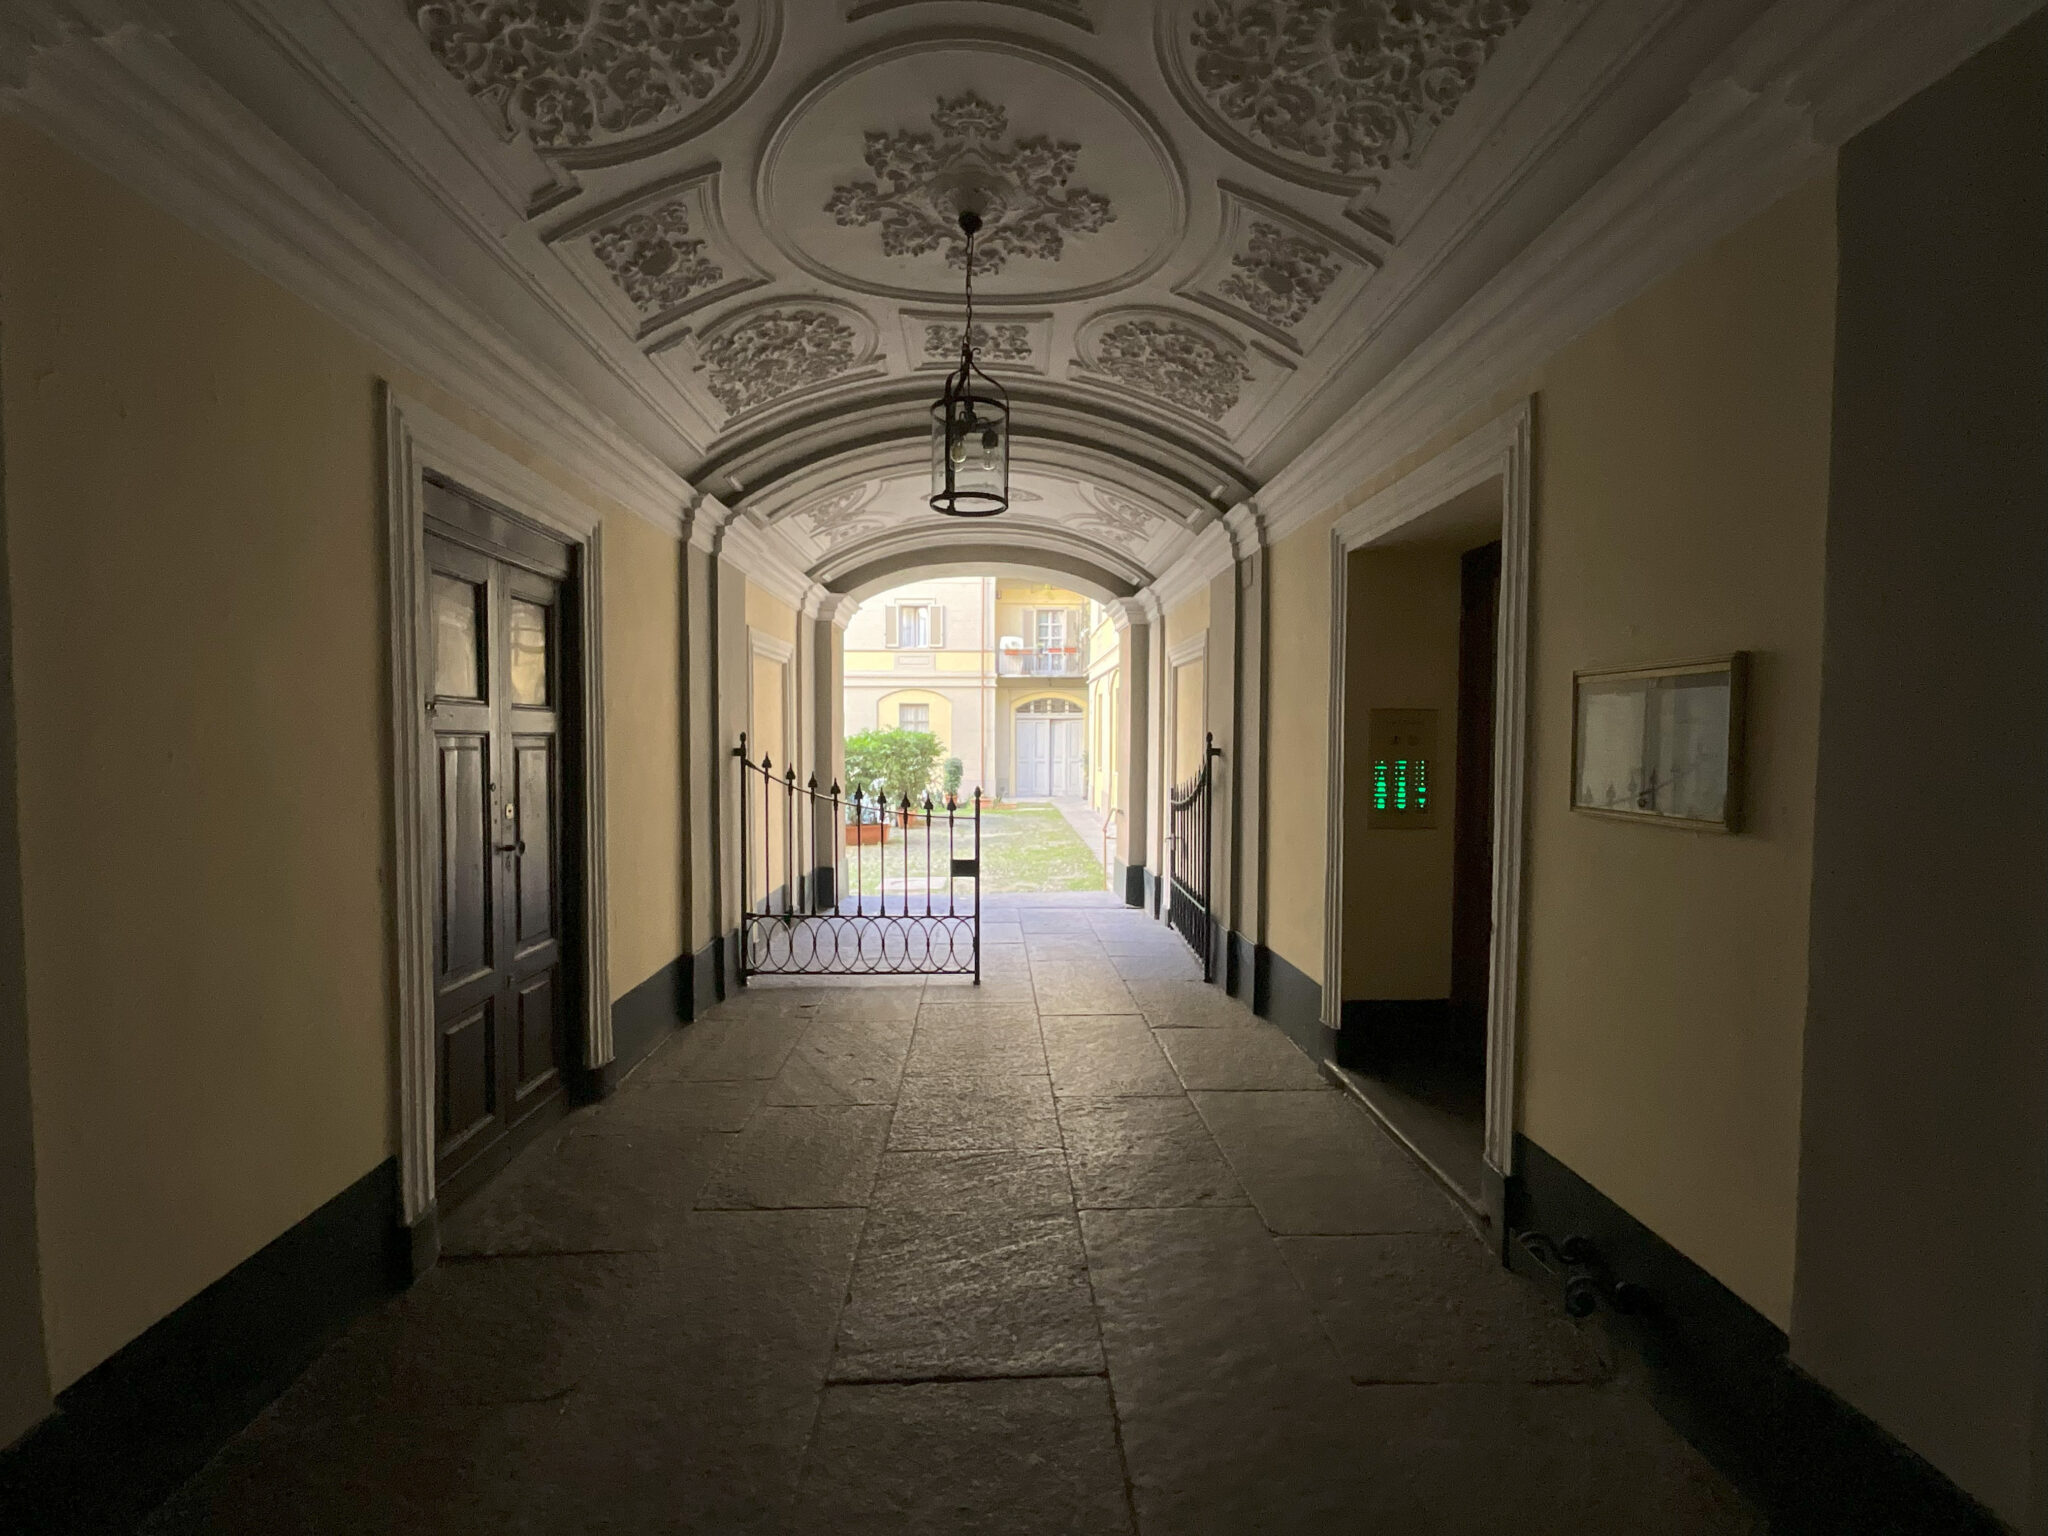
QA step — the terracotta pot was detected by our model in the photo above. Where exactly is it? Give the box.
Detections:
[845,822,889,847]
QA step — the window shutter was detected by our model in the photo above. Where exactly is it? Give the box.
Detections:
[932,605,946,648]
[885,605,899,648]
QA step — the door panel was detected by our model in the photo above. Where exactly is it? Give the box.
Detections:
[513,735,556,951]
[424,514,577,1209]
[438,1001,495,1149]
[1017,718,1049,797]
[514,973,560,1103]
[437,736,493,984]
[1053,718,1084,797]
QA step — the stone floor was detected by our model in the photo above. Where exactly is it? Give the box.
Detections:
[144,894,1757,1535]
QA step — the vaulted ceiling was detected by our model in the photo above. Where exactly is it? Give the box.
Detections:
[9,0,1793,590]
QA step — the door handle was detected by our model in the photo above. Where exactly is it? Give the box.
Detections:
[494,840,525,856]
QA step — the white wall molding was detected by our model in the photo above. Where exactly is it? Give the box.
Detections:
[1147,521,1234,615]
[382,386,613,1226]
[0,2,696,542]
[1319,400,1532,1178]
[1255,0,2043,549]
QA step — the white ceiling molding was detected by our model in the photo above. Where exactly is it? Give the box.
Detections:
[4,0,2036,592]
[1144,519,1235,615]
[1253,0,2045,546]
[0,0,698,539]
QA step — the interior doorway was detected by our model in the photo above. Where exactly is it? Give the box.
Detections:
[421,479,583,1211]
[1320,404,1532,1227]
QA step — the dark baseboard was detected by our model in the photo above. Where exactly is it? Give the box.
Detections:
[1254,944,1334,1065]
[691,937,723,1018]
[609,952,690,1082]
[1334,998,1484,1072]
[1226,930,1256,1004]
[1115,860,1145,908]
[1507,1137,2006,1536]
[0,1159,407,1535]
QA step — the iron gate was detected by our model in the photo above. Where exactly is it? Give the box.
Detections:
[736,735,981,980]
[1166,733,1222,982]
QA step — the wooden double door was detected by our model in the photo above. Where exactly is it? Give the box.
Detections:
[424,479,581,1208]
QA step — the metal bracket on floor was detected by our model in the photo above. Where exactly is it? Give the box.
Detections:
[1516,1230,1648,1319]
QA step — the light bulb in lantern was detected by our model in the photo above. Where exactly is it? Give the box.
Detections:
[949,432,968,465]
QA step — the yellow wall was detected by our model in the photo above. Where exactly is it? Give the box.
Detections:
[745,580,798,647]
[1519,175,1835,1325]
[1339,547,1462,999]
[1172,659,1208,781]
[601,516,686,998]
[877,688,954,749]
[1265,516,1337,974]
[0,120,690,1386]
[1162,586,1210,654]
[1259,174,1837,1324]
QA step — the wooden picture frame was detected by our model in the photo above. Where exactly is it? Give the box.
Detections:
[1571,653,1749,832]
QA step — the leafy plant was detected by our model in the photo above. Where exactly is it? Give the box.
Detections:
[844,728,945,807]
[943,756,965,799]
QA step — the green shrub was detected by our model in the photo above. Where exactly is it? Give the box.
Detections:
[844,728,945,807]
[943,756,965,798]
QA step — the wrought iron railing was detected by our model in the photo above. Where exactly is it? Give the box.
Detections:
[997,645,1088,677]
[1166,734,1222,982]
[736,734,981,979]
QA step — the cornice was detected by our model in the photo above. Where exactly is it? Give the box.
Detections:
[0,0,696,540]
[1253,0,2044,548]
[1145,520,1236,616]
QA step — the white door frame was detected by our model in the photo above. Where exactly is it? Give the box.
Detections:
[1319,399,1533,1178]
[383,386,611,1228]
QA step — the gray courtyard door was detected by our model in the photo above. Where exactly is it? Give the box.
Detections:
[1016,699,1084,797]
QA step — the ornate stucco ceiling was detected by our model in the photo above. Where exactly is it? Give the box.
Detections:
[22,0,1794,588]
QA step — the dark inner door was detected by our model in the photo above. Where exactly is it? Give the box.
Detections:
[1449,539,1502,1059]
[424,481,578,1210]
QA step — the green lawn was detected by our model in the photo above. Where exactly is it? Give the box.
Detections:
[841,801,1104,895]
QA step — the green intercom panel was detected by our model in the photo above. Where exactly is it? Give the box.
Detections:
[1367,708,1440,830]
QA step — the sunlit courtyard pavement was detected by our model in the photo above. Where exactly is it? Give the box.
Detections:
[144,893,1757,1535]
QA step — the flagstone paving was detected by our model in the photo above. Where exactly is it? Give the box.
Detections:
[144,893,1758,1535]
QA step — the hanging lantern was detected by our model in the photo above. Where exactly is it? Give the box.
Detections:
[929,210,1009,518]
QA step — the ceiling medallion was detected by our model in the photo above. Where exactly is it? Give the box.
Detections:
[586,197,724,316]
[1089,318,1251,421]
[1218,220,1343,329]
[827,91,1114,272]
[701,307,860,416]
[1177,0,1531,185]
[414,0,751,155]
[930,211,1011,519]
[923,322,1033,364]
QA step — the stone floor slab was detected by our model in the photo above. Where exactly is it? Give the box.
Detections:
[792,1378,1133,1535]
[697,1104,891,1209]
[1278,1233,1610,1383]
[443,1128,732,1255]
[572,1077,767,1135]
[831,1210,1103,1382]
[1041,1014,1182,1098]
[1349,1383,1759,1534]
[1127,979,1258,1029]
[888,1074,1061,1151]
[869,1149,1074,1216]
[765,1019,913,1106]
[1079,1206,1441,1535]
[1033,962,1138,1016]
[1192,1091,1467,1235]
[639,1013,809,1082]
[1059,1097,1249,1210]
[1107,949,1207,981]
[906,1011,1047,1078]
[1155,1026,1327,1089]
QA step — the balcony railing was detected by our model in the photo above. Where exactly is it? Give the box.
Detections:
[998,646,1088,678]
